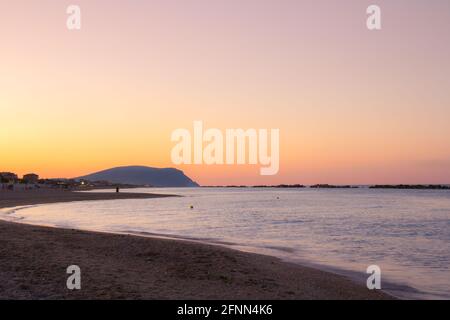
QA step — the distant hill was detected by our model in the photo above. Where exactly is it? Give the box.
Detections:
[76,166,199,187]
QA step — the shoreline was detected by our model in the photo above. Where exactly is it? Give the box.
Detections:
[0,189,394,299]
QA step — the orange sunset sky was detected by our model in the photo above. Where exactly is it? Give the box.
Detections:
[1,0,450,185]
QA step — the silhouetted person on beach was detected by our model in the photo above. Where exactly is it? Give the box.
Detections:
[116,187,120,193]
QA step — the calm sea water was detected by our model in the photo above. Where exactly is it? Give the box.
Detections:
[2,187,449,299]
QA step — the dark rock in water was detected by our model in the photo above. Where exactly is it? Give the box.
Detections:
[76,166,199,188]
[370,185,450,190]
[310,184,357,189]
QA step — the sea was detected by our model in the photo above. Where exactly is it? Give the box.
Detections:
[1,187,449,299]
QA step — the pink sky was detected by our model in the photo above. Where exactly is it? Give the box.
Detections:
[1,0,450,185]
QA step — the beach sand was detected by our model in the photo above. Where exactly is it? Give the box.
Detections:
[0,189,393,299]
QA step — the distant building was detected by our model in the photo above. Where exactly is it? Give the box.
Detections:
[23,173,39,184]
[0,172,18,183]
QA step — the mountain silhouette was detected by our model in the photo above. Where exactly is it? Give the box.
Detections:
[76,166,199,187]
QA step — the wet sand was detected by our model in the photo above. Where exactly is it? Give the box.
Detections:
[0,189,393,299]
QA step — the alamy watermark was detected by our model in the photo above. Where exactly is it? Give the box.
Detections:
[66,5,81,30]
[171,121,280,175]
[66,265,81,290]
[367,5,382,30]
[366,265,382,290]
[65,5,380,31]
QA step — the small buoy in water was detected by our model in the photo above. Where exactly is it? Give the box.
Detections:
[190,205,194,209]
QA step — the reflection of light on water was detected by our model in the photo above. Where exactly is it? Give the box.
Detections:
[7,188,450,300]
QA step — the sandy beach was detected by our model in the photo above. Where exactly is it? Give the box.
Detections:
[0,189,393,300]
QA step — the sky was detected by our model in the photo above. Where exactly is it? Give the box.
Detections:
[1,0,450,185]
